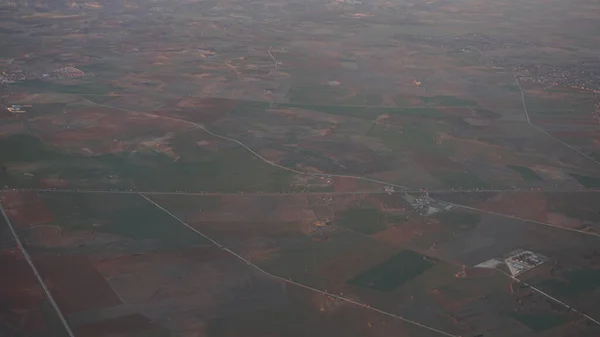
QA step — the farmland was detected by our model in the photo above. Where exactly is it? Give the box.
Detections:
[348,250,437,292]
[2,0,600,336]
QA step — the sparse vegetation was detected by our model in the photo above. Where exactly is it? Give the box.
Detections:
[435,211,481,231]
[433,170,489,189]
[538,268,600,297]
[509,312,567,332]
[337,208,387,234]
[570,173,600,188]
[3,0,600,336]
[14,80,118,95]
[348,250,436,291]
[419,95,477,107]
[507,165,543,181]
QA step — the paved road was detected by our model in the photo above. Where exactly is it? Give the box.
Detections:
[4,84,600,336]
[4,187,600,196]
[0,202,75,337]
[139,193,461,337]
[515,77,600,167]
[499,269,600,326]
[7,96,600,238]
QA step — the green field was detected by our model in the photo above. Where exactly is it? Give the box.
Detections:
[230,100,270,116]
[81,94,119,104]
[278,103,444,120]
[545,194,600,223]
[347,250,436,292]
[0,133,294,192]
[41,193,209,249]
[257,230,397,287]
[289,85,363,105]
[279,146,341,173]
[526,96,596,112]
[78,62,123,73]
[365,93,383,106]
[537,268,600,297]
[507,165,543,181]
[509,312,567,332]
[13,79,119,95]
[432,170,489,189]
[0,134,68,162]
[434,211,481,231]
[98,146,294,192]
[419,95,477,107]
[336,208,388,235]
[570,173,600,188]
[279,103,381,120]
[367,122,450,154]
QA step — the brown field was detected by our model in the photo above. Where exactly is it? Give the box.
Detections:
[74,314,169,337]
[3,0,600,335]
[3,188,600,336]
[1,191,55,228]
[34,255,122,315]
[0,242,71,337]
[332,176,357,192]
[0,250,49,335]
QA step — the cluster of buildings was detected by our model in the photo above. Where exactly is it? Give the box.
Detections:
[475,250,548,277]
[6,104,31,113]
[50,67,86,79]
[505,250,548,276]
[516,64,600,93]
[407,33,536,53]
[0,66,86,84]
[0,70,36,84]
[403,192,453,216]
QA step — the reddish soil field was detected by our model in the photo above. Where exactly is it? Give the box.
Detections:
[0,108,15,118]
[475,192,548,222]
[1,191,55,228]
[0,250,51,335]
[413,153,464,171]
[372,194,412,211]
[550,131,598,139]
[332,176,356,192]
[35,255,122,315]
[74,314,168,337]
[371,217,428,245]
[163,97,239,125]
[39,178,69,188]
[437,106,474,118]
[93,245,227,278]
[41,109,188,150]
[43,126,120,143]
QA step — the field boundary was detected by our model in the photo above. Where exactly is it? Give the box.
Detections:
[0,202,76,337]
[4,188,600,238]
[515,77,600,167]
[339,221,600,326]
[500,270,600,326]
[6,187,600,195]
[139,193,460,337]
[6,91,600,240]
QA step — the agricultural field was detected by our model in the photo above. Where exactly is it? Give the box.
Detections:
[0,216,71,337]
[2,0,600,336]
[432,191,600,234]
